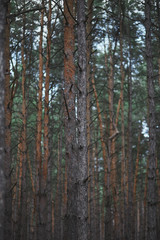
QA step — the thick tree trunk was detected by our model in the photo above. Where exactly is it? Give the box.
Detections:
[77,0,88,239]
[145,0,157,239]
[0,0,7,238]
[63,1,77,240]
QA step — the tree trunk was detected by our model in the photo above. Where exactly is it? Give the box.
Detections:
[145,0,157,239]
[77,0,88,239]
[20,13,28,240]
[156,0,160,86]
[0,0,7,238]
[86,0,92,236]
[63,1,77,240]
[119,4,127,238]
[39,0,52,238]
[127,26,134,240]
[54,133,62,240]
[36,2,44,239]
[4,1,12,239]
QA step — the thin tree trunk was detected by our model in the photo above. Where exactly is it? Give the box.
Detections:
[0,0,7,238]
[36,2,44,238]
[156,0,160,86]
[144,159,149,240]
[77,1,88,239]
[133,129,141,204]
[86,0,92,236]
[133,129,141,240]
[145,0,157,239]
[107,40,119,239]
[91,71,109,240]
[91,71,107,189]
[119,5,127,238]
[20,13,27,240]
[39,0,52,238]
[127,26,134,240]
[54,133,62,240]
[4,1,12,239]
[95,140,100,240]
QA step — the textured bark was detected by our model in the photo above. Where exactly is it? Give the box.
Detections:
[54,134,62,240]
[156,0,160,86]
[4,1,12,239]
[0,0,7,238]
[90,144,96,240]
[43,0,51,183]
[63,1,77,240]
[86,0,92,235]
[77,0,88,239]
[145,0,157,239]
[36,2,44,239]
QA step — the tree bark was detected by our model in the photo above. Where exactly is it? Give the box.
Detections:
[145,0,157,239]
[36,2,44,239]
[54,133,62,240]
[86,0,92,236]
[77,0,88,239]
[4,1,12,239]
[63,1,77,240]
[0,0,7,238]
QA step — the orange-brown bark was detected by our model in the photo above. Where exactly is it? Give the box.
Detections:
[27,150,35,194]
[63,1,77,239]
[18,140,23,208]
[43,0,51,181]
